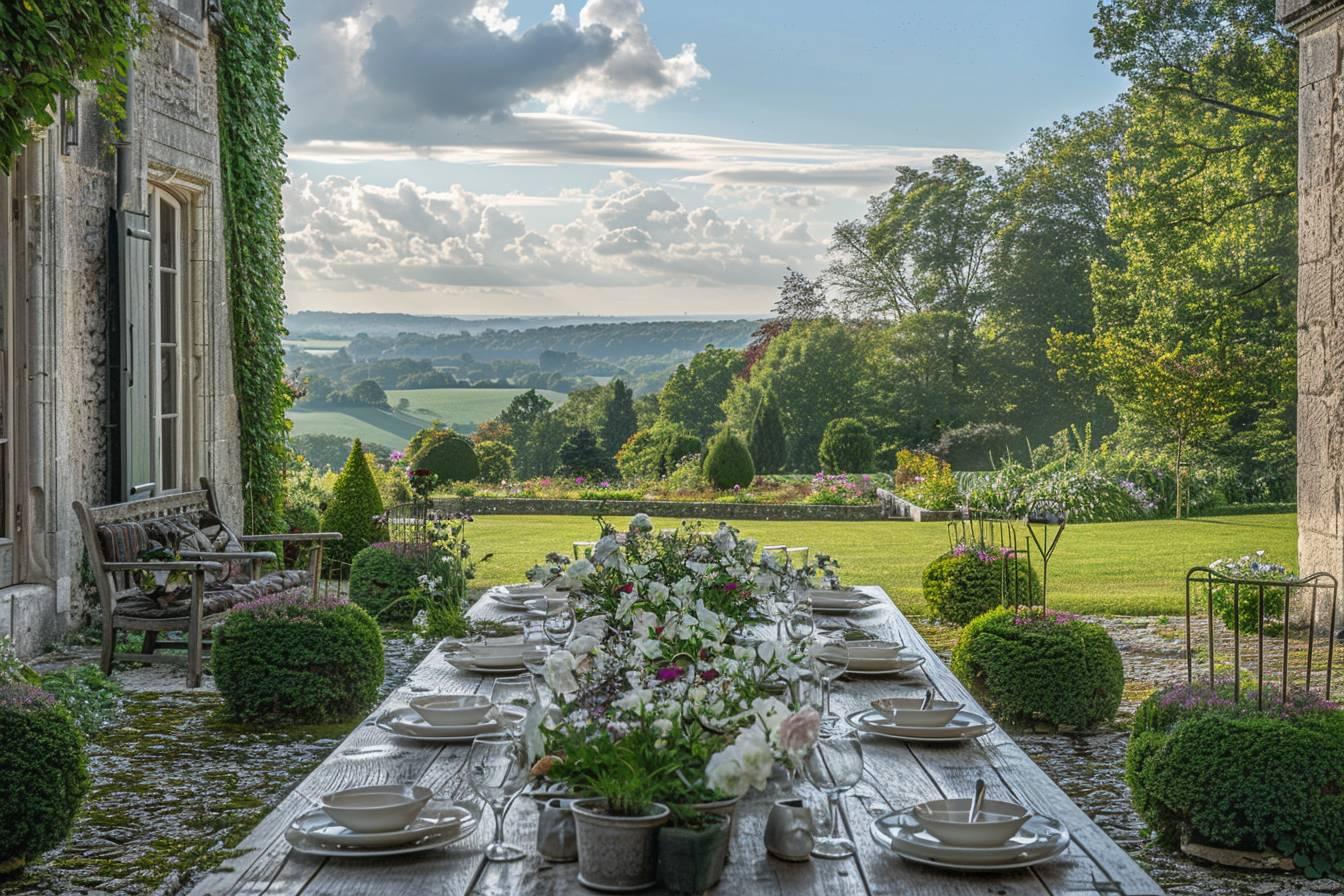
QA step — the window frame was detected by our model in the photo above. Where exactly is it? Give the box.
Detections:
[149,186,186,495]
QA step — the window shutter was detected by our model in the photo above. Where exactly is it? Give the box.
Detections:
[118,209,155,500]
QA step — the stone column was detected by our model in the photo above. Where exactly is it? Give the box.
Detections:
[1281,1,1344,613]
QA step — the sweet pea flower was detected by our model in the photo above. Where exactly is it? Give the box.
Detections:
[777,707,821,753]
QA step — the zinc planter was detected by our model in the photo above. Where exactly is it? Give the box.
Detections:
[657,817,730,895]
[572,799,670,892]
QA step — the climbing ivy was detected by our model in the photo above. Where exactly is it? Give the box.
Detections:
[215,0,295,533]
[0,0,149,173]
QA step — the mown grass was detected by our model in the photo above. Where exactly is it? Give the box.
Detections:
[466,512,1296,618]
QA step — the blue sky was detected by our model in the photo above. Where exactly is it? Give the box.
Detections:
[281,0,1125,317]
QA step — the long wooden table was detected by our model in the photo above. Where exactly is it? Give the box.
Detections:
[189,587,1163,895]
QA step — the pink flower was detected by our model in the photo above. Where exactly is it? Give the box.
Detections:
[389,450,404,461]
[700,669,720,682]
[656,666,685,682]
[777,707,821,753]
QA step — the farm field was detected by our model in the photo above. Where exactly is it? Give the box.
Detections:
[384,387,566,426]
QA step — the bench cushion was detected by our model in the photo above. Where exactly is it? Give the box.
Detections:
[97,522,153,564]
[114,569,311,620]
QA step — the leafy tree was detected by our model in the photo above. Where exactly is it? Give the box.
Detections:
[499,389,554,428]
[615,420,701,481]
[348,379,388,407]
[291,434,392,472]
[320,440,388,564]
[658,346,743,440]
[473,419,512,444]
[818,418,876,473]
[774,268,829,322]
[747,393,787,474]
[703,430,756,490]
[557,428,616,479]
[511,413,568,479]
[601,379,638,455]
[475,440,516,482]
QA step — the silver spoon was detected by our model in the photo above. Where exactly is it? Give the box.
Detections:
[968,778,986,823]
[920,689,935,710]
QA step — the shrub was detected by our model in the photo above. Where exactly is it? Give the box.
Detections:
[893,449,960,510]
[616,420,701,481]
[703,430,755,490]
[349,543,437,623]
[817,418,875,474]
[213,590,384,723]
[951,607,1123,729]
[922,547,1039,625]
[558,428,616,479]
[283,501,320,535]
[1127,685,1344,879]
[320,440,388,565]
[39,665,121,736]
[1207,551,1293,634]
[411,432,479,483]
[0,684,89,870]
[475,439,515,482]
[805,472,875,505]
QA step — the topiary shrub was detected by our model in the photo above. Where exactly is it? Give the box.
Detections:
[1127,685,1344,879]
[817,417,875,474]
[703,430,755,490]
[212,590,384,723]
[922,547,1038,625]
[349,542,437,623]
[951,606,1123,730]
[411,431,479,483]
[320,439,387,565]
[0,684,89,873]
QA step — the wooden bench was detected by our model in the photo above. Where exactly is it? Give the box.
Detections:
[73,477,341,687]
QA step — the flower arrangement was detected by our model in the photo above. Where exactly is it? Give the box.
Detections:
[1206,551,1295,634]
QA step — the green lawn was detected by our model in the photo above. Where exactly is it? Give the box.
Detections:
[465,512,1296,618]
[385,387,567,427]
[287,407,427,447]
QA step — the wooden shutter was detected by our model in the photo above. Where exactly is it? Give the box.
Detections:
[118,209,155,500]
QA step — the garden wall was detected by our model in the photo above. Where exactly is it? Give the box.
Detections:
[430,496,886,522]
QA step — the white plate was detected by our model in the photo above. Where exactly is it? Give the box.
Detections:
[872,811,1069,865]
[842,656,927,677]
[847,708,995,742]
[810,593,880,616]
[378,706,525,742]
[285,814,479,858]
[291,805,473,849]
[447,658,528,674]
[380,706,510,738]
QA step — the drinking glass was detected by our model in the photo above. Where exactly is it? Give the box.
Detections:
[808,635,849,727]
[785,605,815,644]
[466,733,531,862]
[802,729,864,859]
[490,674,537,734]
[543,602,576,645]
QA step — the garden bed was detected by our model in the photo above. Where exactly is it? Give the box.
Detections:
[429,495,886,521]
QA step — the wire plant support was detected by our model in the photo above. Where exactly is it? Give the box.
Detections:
[1184,566,1339,708]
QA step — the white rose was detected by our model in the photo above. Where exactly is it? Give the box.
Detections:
[543,650,579,694]
[705,744,749,797]
[630,513,654,531]
[591,534,620,565]
[567,635,600,656]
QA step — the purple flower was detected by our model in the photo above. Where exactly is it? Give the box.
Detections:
[656,666,685,682]
[0,683,56,710]
[389,450,405,461]
[575,476,586,485]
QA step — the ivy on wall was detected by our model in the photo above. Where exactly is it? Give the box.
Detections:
[216,0,295,532]
[0,0,149,173]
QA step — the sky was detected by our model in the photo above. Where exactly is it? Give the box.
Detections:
[280,0,1127,318]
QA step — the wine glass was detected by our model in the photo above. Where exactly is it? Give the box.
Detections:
[465,733,531,862]
[808,635,849,728]
[785,604,815,644]
[490,674,537,735]
[543,602,576,645]
[802,728,864,859]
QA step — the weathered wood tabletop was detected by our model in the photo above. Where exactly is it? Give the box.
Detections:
[189,587,1163,895]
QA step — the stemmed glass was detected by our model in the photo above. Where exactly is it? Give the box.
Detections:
[465,733,531,862]
[490,674,537,736]
[543,602,576,645]
[785,603,815,645]
[808,634,849,728]
[521,622,555,697]
[802,728,864,859]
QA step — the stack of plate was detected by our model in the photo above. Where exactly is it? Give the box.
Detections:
[807,589,881,616]
[286,786,479,858]
[488,583,555,610]
[843,641,927,677]
[845,707,995,743]
[443,643,528,674]
[870,808,1069,871]
[377,704,525,743]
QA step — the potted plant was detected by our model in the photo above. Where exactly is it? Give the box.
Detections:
[568,768,671,892]
[657,811,730,895]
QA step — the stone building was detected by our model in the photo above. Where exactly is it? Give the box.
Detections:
[0,2,243,656]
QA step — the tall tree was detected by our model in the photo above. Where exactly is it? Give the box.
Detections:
[748,393,787,474]
[659,346,743,440]
[601,379,638,455]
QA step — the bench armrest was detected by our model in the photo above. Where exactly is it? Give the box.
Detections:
[179,549,277,563]
[104,560,223,573]
[238,532,343,544]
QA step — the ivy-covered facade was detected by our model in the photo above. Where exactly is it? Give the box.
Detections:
[0,3,245,656]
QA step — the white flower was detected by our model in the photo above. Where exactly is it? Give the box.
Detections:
[705,744,750,797]
[631,611,659,636]
[567,558,596,580]
[652,717,674,736]
[615,589,640,622]
[521,700,548,762]
[630,513,654,531]
[572,614,608,641]
[751,697,790,734]
[591,535,620,565]
[713,524,737,554]
[613,688,653,711]
[543,650,579,694]
[567,635,600,656]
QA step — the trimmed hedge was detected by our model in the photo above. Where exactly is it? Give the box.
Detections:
[0,684,89,870]
[320,440,387,565]
[213,590,384,723]
[703,430,755,490]
[951,607,1123,729]
[1127,685,1344,879]
[412,432,479,483]
[922,548,1039,625]
[349,542,436,623]
[818,417,875,474]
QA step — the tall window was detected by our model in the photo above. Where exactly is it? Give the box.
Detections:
[150,188,183,493]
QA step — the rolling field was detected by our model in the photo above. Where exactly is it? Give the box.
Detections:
[464,512,1296,618]
[385,387,566,425]
[286,407,427,447]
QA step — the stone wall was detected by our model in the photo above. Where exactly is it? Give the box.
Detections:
[1282,0,1344,615]
[431,496,887,522]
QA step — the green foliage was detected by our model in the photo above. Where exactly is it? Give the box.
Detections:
[349,544,435,624]
[1207,551,1294,635]
[218,0,296,533]
[952,607,1122,729]
[703,431,755,490]
[922,548,1038,625]
[0,686,89,865]
[616,420,701,481]
[283,501,321,535]
[39,666,121,736]
[411,431,479,483]
[212,593,384,723]
[817,418,875,473]
[0,0,148,173]
[558,428,616,479]
[0,636,38,686]
[475,439,516,482]
[1126,685,1344,879]
[747,394,786,474]
[320,440,388,565]
[659,347,743,440]
[893,450,960,510]
[601,379,638,456]
[932,422,1023,471]
[348,379,388,407]
[291,433,392,473]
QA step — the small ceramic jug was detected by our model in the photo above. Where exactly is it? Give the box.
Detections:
[537,798,578,863]
[764,798,814,862]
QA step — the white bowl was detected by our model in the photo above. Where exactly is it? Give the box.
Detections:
[409,694,494,727]
[870,696,964,727]
[912,798,1031,848]
[320,785,433,834]
[845,640,905,660]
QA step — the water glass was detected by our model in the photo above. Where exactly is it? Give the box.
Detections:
[543,602,576,645]
[491,674,537,734]
[802,729,864,859]
[808,635,849,725]
[466,733,531,862]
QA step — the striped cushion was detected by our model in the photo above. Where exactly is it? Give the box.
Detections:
[96,522,154,564]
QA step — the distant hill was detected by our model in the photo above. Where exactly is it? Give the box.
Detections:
[287,311,764,340]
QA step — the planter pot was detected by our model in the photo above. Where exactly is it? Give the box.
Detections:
[764,798,814,862]
[689,795,739,862]
[657,818,730,895]
[572,799,670,892]
[536,798,578,863]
